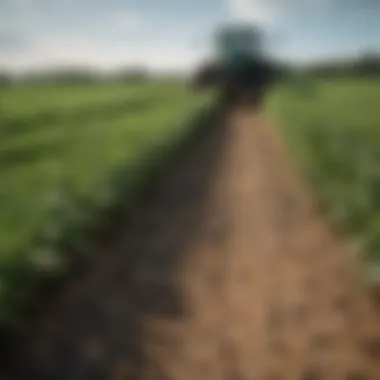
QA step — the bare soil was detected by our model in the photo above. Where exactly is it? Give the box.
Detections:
[2,106,380,380]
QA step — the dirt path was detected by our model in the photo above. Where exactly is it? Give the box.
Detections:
[3,107,380,380]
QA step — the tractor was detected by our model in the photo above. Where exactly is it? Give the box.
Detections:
[193,24,276,105]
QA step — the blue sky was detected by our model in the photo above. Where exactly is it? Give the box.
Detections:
[0,0,379,73]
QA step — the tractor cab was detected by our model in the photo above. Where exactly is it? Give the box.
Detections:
[216,25,263,68]
[193,23,275,104]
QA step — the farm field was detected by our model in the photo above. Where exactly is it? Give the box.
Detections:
[0,81,214,326]
[4,82,380,380]
[266,78,380,273]
[1,75,379,339]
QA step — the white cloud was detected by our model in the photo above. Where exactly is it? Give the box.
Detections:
[0,0,208,74]
[226,0,329,24]
[227,0,280,24]
[0,35,207,75]
[112,11,146,33]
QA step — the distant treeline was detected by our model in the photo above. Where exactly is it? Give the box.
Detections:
[0,67,155,86]
[305,53,380,78]
[1,53,380,86]
[267,53,380,82]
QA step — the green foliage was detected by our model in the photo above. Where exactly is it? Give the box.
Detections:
[266,78,380,266]
[0,81,215,328]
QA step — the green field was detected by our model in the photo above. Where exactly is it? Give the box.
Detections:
[267,78,380,276]
[2,76,379,327]
[0,81,214,326]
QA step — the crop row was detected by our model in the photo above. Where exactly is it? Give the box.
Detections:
[0,83,215,328]
[266,78,380,278]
